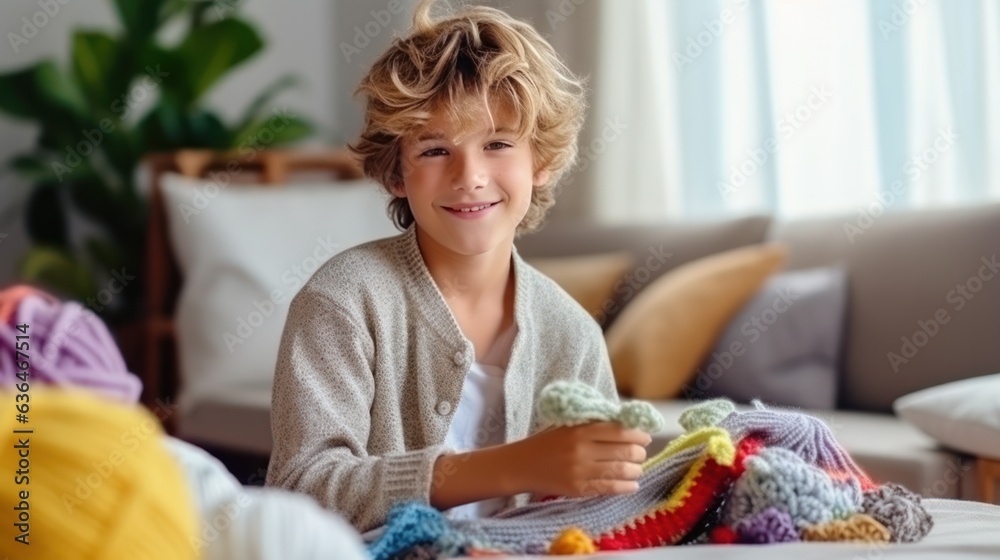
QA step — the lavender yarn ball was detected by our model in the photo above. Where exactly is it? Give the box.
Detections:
[0,293,141,403]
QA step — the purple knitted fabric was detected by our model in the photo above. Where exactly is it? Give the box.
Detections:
[716,400,872,483]
[0,291,141,403]
[737,508,799,544]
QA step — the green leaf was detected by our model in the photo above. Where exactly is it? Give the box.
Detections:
[34,60,89,118]
[10,153,98,185]
[19,246,96,301]
[174,18,263,106]
[235,74,301,132]
[0,61,86,121]
[136,100,186,152]
[72,31,129,112]
[0,65,42,119]
[28,62,94,152]
[186,109,231,148]
[25,184,68,248]
[231,114,313,149]
[12,155,56,183]
[112,0,167,47]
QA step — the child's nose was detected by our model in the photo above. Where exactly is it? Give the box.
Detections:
[451,153,488,190]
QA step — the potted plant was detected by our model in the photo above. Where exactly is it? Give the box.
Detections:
[0,0,313,326]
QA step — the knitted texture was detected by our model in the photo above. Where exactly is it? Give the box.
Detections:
[721,447,863,528]
[678,399,735,432]
[537,380,664,433]
[800,514,891,543]
[0,285,142,403]
[366,396,934,558]
[548,528,596,554]
[735,508,799,544]
[861,483,934,542]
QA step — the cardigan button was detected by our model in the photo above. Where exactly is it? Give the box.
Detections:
[436,400,452,416]
[453,351,464,366]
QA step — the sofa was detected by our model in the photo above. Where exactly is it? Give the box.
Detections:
[516,202,1000,502]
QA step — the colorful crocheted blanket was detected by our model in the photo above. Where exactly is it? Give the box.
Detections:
[367,382,933,558]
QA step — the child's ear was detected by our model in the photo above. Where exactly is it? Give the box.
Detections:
[388,181,406,198]
[533,168,552,186]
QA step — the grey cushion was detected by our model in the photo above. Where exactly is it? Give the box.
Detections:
[769,202,1000,412]
[686,267,848,410]
[516,215,772,329]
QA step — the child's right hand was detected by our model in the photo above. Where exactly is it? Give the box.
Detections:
[505,421,652,498]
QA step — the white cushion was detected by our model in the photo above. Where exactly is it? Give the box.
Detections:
[159,173,400,442]
[894,373,1000,460]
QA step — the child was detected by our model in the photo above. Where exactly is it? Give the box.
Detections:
[265,0,650,534]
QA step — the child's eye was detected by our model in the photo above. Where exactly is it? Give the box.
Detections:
[486,141,512,150]
[419,148,448,157]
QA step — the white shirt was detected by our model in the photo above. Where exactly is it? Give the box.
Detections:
[442,322,518,520]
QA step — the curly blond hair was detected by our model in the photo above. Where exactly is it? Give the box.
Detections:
[349,0,587,236]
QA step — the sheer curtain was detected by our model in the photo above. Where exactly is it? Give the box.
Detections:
[514,0,1000,224]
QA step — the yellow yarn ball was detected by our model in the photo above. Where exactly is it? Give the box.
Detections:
[0,388,198,560]
[549,527,597,554]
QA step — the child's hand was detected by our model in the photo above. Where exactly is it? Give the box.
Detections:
[506,421,651,498]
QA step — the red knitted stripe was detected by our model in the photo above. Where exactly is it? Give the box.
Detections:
[593,458,734,550]
[732,436,765,477]
[709,526,738,544]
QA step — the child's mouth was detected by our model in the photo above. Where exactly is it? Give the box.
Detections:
[443,201,499,218]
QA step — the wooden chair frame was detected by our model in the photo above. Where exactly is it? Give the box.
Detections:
[139,149,363,431]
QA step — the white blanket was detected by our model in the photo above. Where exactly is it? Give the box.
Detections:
[507,499,1000,559]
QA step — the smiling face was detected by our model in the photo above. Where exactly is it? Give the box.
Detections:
[391,100,551,257]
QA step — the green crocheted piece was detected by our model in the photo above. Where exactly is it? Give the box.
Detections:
[678,399,736,432]
[536,381,665,433]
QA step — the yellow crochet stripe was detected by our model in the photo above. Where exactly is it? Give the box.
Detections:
[642,427,736,471]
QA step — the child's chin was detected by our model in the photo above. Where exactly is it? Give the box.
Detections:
[447,233,510,256]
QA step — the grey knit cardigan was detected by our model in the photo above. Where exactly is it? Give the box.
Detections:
[265,225,619,533]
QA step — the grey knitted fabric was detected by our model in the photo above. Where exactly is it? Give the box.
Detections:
[266,224,619,533]
[862,483,934,543]
[449,445,705,552]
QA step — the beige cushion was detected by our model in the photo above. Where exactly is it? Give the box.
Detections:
[527,252,634,320]
[516,216,773,329]
[605,244,787,399]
